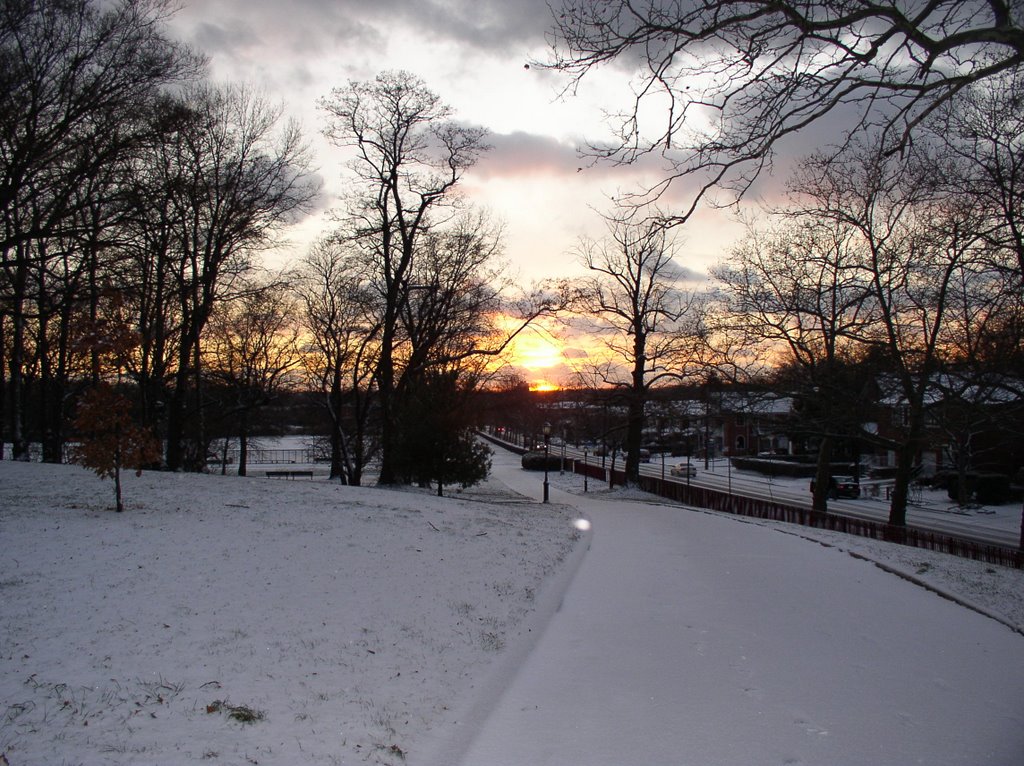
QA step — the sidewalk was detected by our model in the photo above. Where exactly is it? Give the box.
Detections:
[448,449,1024,766]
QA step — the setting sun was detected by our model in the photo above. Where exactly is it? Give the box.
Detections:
[505,325,564,370]
[495,316,572,391]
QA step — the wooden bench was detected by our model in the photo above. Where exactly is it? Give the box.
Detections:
[265,470,314,480]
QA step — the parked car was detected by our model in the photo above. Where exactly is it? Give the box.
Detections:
[810,475,861,499]
[670,462,697,478]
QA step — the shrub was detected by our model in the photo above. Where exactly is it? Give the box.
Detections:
[72,384,162,512]
[521,450,562,471]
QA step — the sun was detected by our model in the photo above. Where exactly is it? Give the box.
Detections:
[509,331,564,371]
[530,381,560,392]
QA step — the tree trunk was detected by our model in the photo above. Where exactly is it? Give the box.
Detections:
[9,290,28,461]
[0,312,5,460]
[237,411,249,477]
[328,370,348,482]
[811,436,833,513]
[164,361,189,471]
[37,303,65,465]
[114,430,124,513]
[377,314,398,485]
[888,441,917,527]
[624,335,646,486]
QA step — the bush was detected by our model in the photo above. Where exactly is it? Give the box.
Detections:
[521,450,562,471]
[975,474,1011,505]
[943,472,1012,505]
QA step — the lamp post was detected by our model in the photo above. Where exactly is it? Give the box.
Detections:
[560,424,566,475]
[542,422,551,503]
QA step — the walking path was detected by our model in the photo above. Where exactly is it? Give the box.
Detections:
[443,448,1024,766]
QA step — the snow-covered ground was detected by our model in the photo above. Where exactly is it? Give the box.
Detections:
[1,443,1022,766]
[0,459,582,765]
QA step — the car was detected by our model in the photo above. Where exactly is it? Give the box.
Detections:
[670,462,697,478]
[810,475,861,499]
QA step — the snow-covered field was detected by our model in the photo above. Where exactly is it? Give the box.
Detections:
[0,460,581,765]
[2,448,1023,766]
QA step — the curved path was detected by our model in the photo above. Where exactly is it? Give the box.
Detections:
[450,447,1024,766]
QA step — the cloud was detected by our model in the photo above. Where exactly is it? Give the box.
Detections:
[190,20,260,56]
[475,132,582,178]
[174,0,553,62]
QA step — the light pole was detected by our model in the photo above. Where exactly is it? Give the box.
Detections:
[542,422,551,503]
[560,424,566,475]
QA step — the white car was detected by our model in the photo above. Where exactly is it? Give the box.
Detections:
[670,462,697,478]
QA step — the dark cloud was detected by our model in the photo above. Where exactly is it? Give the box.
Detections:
[175,0,553,61]
[172,2,385,63]
[191,20,260,56]
[398,0,554,52]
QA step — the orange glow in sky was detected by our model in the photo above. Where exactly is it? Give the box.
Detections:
[496,316,570,391]
[509,331,563,370]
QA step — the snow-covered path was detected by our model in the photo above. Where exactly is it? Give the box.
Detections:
[454,448,1024,766]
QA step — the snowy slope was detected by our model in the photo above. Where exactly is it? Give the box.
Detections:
[2,450,1022,766]
[0,461,581,765]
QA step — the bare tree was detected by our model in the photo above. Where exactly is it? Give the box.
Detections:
[0,0,199,460]
[927,72,1024,278]
[319,70,491,484]
[715,215,874,510]
[298,238,381,485]
[545,0,1024,219]
[152,83,316,471]
[205,274,302,476]
[792,142,1002,528]
[389,213,510,489]
[572,214,702,484]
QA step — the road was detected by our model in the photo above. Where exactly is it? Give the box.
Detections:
[445,448,1024,766]
[544,444,1021,549]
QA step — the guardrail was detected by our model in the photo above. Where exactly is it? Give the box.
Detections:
[478,431,1021,568]
[573,459,1022,569]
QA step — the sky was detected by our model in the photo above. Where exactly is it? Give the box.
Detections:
[165,0,756,388]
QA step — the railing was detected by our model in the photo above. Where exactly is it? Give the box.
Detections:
[572,459,1021,569]
[219,448,324,465]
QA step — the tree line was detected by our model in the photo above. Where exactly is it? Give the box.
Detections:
[1,0,549,496]
[3,0,1022,530]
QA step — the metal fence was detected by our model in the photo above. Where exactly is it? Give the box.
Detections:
[573,460,1023,569]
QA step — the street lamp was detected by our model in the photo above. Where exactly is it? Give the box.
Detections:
[542,421,551,503]
[560,423,566,475]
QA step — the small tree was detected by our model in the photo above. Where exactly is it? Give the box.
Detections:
[73,384,161,512]
[72,288,161,511]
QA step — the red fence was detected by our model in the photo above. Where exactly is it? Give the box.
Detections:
[573,460,1022,569]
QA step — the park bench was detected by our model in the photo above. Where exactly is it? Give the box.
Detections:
[265,470,314,480]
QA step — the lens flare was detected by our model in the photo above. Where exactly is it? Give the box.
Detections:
[573,518,591,532]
